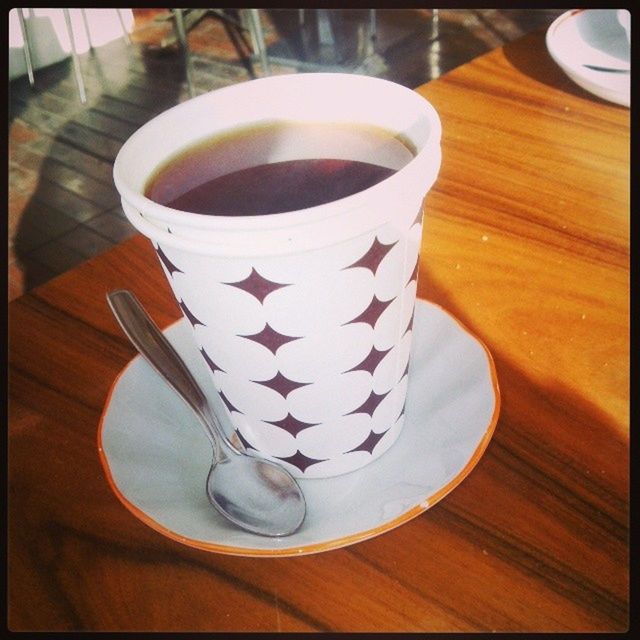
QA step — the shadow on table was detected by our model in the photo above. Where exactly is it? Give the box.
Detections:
[501,30,620,107]
[416,260,629,464]
[10,41,186,295]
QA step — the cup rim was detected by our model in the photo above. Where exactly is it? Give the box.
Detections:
[113,72,442,233]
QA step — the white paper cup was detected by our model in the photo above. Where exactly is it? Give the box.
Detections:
[114,73,441,479]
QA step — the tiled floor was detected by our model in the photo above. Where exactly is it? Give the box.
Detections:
[8,8,565,301]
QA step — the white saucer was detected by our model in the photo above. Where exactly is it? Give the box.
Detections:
[98,299,500,557]
[546,9,630,107]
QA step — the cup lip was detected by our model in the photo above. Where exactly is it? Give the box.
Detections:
[113,72,442,232]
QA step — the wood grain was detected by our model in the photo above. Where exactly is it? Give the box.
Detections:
[8,31,628,632]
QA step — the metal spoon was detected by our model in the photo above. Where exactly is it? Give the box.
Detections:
[106,289,306,537]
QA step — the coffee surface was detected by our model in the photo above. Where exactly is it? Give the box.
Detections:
[145,121,413,216]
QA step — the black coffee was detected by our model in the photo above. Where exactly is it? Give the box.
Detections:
[145,121,414,216]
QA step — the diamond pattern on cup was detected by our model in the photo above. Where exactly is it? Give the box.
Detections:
[219,389,241,414]
[344,345,392,375]
[200,347,225,373]
[400,358,411,382]
[407,256,419,286]
[155,228,417,477]
[252,371,310,399]
[235,429,256,451]
[265,413,319,437]
[348,398,407,455]
[344,294,394,328]
[155,244,183,276]
[276,449,327,473]
[343,236,398,275]
[223,267,291,304]
[403,308,415,337]
[178,299,205,327]
[239,323,302,355]
[347,428,389,454]
[347,388,391,416]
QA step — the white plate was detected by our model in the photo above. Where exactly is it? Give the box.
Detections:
[98,299,500,556]
[546,9,630,107]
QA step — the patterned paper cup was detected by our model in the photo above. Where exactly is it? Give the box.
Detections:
[114,73,441,479]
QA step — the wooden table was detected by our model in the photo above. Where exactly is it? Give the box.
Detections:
[8,31,629,632]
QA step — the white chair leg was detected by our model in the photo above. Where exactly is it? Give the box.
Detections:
[80,8,93,51]
[247,9,271,76]
[116,9,131,44]
[366,9,377,56]
[172,8,196,98]
[63,9,87,103]
[432,8,440,40]
[317,10,334,47]
[17,9,35,86]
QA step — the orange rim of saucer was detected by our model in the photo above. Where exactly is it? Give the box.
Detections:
[97,300,501,557]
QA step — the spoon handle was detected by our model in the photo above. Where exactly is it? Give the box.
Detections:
[107,290,242,458]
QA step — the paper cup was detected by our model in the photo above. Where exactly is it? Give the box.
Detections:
[114,73,441,478]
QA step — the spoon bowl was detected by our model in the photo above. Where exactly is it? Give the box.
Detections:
[107,289,306,537]
[208,455,306,536]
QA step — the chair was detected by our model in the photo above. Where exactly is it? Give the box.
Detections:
[15,8,131,104]
[170,8,271,99]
